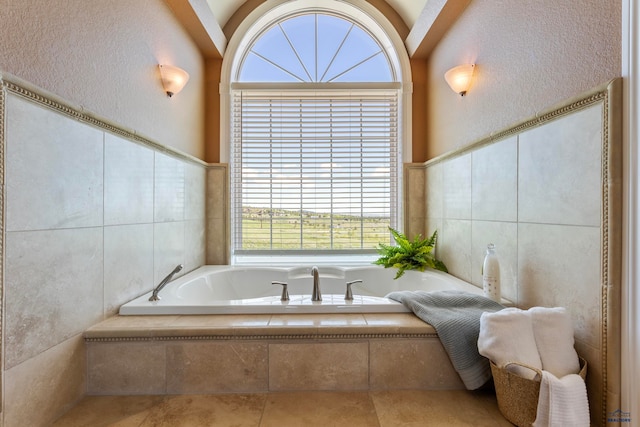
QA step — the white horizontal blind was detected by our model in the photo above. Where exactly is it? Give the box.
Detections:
[232,89,399,254]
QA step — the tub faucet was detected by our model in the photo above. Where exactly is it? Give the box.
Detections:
[149,264,183,301]
[311,266,322,301]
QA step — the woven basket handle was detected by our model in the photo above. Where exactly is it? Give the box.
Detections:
[503,361,543,379]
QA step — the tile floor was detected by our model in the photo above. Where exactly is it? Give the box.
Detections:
[53,389,514,426]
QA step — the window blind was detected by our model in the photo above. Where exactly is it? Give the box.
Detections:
[231,89,399,254]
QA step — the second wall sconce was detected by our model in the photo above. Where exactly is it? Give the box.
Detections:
[444,64,475,96]
[159,64,190,98]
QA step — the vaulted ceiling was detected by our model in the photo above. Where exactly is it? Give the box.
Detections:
[206,0,429,29]
[164,0,470,59]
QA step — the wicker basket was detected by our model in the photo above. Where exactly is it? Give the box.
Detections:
[490,357,587,427]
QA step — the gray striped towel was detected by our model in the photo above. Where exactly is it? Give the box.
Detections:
[386,290,505,390]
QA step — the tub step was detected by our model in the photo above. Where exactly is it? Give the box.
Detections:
[84,313,465,395]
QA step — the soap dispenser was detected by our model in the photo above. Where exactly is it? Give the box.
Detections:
[482,243,501,302]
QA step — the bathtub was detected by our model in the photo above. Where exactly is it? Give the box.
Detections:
[119,265,488,315]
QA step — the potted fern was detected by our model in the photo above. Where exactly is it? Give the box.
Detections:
[374,228,448,279]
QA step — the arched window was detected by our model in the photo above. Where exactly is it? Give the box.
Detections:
[239,13,394,83]
[223,1,410,264]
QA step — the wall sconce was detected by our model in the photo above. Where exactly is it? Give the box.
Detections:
[444,64,475,96]
[159,64,189,98]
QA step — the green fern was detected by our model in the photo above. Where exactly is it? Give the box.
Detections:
[373,228,448,279]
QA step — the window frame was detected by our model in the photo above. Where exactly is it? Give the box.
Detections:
[220,0,413,265]
[231,83,401,261]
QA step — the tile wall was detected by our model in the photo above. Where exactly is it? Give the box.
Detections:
[404,165,426,240]
[83,313,464,395]
[86,337,463,395]
[423,101,611,424]
[206,165,228,265]
[2,92,207,426]
[425,103,602,329]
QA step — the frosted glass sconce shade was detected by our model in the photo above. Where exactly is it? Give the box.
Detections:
[159,64,189,97]
[444,64,475,96]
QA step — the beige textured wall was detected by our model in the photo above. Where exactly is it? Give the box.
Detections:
[0,0,205,159]
[425,0,621,159]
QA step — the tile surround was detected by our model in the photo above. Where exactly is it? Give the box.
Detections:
[166,342,269,393]
[442,153,472,220]
[518,103,602,227]
[83,313,451,395]
[185,162,207,221]
[153,221,185,284]
[83,313,436,339]
[471,136,518,222]
[425,162,443,220]
[404,165,426,238]
[440,219,472,282]
[0,67,621,427]
[206,165,229,264]
[184,219,207,272]
[574,339,603,420]
[4,335,86,427]
[2,85,208,426]
[5,227,104,369]
[103,224,155,317]
[517,223,601,347]
[87,341,167,395]
[154,152,186,223]
[369,339,463,390]
[420,82,622,426]
[471,221,518,302]
[6,95,104,231]
[269,342,369,391]
[104,133,154,226]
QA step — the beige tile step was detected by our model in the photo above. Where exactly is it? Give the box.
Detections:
[84,313,463,395]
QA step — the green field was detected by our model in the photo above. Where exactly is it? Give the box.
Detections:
[240,207,390,250]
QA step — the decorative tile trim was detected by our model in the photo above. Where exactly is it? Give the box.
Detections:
[600,83,611,426]
[601,77,623,425]
[0,76,209,169]
[0,81,5,406]
[424,81,612,167]
[85,332,438,343]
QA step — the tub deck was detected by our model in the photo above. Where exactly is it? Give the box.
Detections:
[84,313,465,395]
[118,265,486,315]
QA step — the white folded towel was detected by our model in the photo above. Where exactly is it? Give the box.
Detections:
[530,306,580,377]
[533,371,590,427]
[478,307,542,379]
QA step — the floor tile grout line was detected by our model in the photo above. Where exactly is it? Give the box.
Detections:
[257,389,269,426]
[367,391,384,427]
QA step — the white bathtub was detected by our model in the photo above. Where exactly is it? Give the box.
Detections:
[119,265,486,315]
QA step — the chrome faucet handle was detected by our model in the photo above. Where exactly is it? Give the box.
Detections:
[345,280,362,301]
[272,281,290,301]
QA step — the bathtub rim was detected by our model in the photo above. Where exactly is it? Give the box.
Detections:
[118,265,496,316]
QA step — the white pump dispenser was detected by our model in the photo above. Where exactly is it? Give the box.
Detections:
[482,243,501,302]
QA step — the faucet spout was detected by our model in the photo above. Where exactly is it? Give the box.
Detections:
[311,266,322,301]
[149,264,183,301]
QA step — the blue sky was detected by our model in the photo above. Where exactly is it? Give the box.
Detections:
[239,13,393,83]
